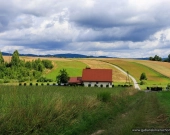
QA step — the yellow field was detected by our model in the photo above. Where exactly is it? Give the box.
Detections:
[3,56,72,62]
[78,59,127,82]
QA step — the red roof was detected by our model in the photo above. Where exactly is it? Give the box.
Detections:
[68,77,82,84]
[82,69,112,82]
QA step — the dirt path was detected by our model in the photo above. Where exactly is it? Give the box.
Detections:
[106,63,141,90]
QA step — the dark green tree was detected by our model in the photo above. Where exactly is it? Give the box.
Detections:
[0,51,4,64]
[168,54,170,62]
[56,69,69,84]
[11,50,20,66]
[140,72,147,81]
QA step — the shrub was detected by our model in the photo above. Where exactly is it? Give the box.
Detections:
[53,83,56,86]
[19,83,22,86]
[140,80,147,85]
[4,80,10,83]
[36,83,38,86]
[112,85,114,87]
[106,85,109,88]
[41,83,44,86]
[24,83,27,86]
[88,84,91,87]
[97,92,111,102]
[94,84,98,87]
[100,84,103,88]
[30,82,33,86]
[47,83,49,86]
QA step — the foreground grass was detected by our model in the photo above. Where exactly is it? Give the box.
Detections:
[85,92,170,135]
[0,86,135,135]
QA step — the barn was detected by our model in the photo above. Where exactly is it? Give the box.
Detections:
[81,68,112,88]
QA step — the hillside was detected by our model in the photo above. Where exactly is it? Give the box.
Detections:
[101,59,170,86]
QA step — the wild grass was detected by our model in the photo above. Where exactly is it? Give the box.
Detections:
[157,91,170,121]
[0,86,135,135]
[45,60,87,81]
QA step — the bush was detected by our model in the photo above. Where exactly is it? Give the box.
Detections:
[30,82,33,86]
[112,85,114,87]
[47,83,49,86]
[24,83,27,86]
[94,84,98,87]
[140,80,147,85]
[19,83,22,86]
[41,83,44,86]
[36,83,38,86]
[4,80,10,83]
[53,83,56,86]
[97,92,111,102]
[88,84,91,87]
[100,84,103,88]
[106,85,109,88]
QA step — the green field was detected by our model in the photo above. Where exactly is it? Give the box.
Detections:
[45,60,87,81]
[102,59,170,88]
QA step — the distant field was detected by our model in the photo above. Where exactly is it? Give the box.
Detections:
[45,60,87,81]
[102,59,170,85]
[78,59,127,83]
[134,60,170,78]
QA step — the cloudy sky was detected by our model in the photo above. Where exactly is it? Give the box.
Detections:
[0,0,170,58]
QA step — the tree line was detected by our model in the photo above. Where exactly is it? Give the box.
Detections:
[149,54,170,62]
[0,50,53,82]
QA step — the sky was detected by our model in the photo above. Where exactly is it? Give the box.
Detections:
[0,0,170,58]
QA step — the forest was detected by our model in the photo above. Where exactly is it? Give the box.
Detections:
[0,50,53,83]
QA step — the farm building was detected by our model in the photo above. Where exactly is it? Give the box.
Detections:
[68,68,112,87]
[82,68,112,87]
[68,77,82,85]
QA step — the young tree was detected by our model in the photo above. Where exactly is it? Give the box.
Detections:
[11,50,20,66]
[0,51,4,65]
[56,69,69,84]
[140,72,147,81]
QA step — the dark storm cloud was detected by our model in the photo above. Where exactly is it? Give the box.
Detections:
[0,0,170,58]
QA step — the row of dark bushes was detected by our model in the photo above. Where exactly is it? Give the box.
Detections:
[19,82,56,86]
[147,87,162,91]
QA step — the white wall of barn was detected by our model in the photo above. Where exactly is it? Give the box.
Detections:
[83,82,112,88]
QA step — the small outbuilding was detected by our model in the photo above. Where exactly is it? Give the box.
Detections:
[68,77,82,85]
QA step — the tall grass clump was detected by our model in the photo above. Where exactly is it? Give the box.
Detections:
[97,92,111,102]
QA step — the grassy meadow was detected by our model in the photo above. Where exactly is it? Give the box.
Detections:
[45,60,87,81]
[102,59,170,89]
[0,85,136,135]
[1,86,170,134]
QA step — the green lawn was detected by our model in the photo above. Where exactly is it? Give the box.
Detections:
[45,60,87,81]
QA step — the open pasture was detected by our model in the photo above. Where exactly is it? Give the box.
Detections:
[102,59,170,85]
[45,60,87,80]
[78,59,127,83]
